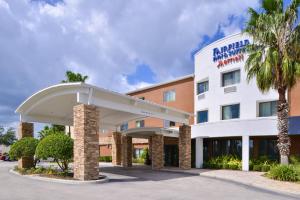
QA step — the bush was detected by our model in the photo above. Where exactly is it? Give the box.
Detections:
[99,156,112,162]
[267,165,299,182]
[141,148,151,165]
[133,158,144,164]
[290,155,300,165]
[36,134,73,172]
[253,164,262,171]
[9,137,39,168]
[203,155,241,170]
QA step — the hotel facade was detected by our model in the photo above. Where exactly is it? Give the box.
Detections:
[15,33,300,180]
[99,33,300,170]
[192,33,300,170]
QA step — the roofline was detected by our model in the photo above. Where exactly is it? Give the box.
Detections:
[16,82,192,116]
[193,32,246,57]
[126,74,194,95]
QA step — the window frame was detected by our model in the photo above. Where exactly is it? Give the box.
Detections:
[163,89,176,102]
[197,80,209,95]
[221,103,240,120]
[221,69,241,87]
[136,120,145,128]
[258,100,278,117]
[120,123,128,131]
[197,110,209,124]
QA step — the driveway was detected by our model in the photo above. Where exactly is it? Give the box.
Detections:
[0,161,298,200]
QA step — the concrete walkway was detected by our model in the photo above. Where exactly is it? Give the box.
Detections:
[162,167,300,196]
[1,161,300,200]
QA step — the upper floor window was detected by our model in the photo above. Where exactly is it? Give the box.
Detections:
[164,120,176,128]
[136,120,145,128]
[163,90,176,102]
[259,101,277,117]
[197,110,208,123]
[197,81,209,95]
[222,104,240,120]
[222,70,240,87]
[120,123,128,131]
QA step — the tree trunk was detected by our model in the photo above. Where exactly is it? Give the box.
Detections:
[277,89,291,165]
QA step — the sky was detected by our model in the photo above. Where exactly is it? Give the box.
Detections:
[0,0,266,130]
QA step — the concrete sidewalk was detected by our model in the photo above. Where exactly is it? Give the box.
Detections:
[162,168,300,196]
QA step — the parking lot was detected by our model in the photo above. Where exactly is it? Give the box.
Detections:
[0,161,298,200]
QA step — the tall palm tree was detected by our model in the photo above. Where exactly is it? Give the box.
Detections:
[245,0,300,164]
[62,70,89,83]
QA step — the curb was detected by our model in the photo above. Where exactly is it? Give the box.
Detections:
[9,169,109,185]
[161,169,300,198]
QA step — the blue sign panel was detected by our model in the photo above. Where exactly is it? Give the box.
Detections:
[288,116,300,135]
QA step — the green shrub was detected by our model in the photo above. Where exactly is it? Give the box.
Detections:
[34,167,46,174]
[140,148,151,165]
[99,156,112,162]
[203,155,241,170]
[253,164,262,171]
[290,155,300,165]
[9,137,39,168]
[267,165,299,182]
[261,164,271,172]
[36,134,73,172]
[133,158,145,164]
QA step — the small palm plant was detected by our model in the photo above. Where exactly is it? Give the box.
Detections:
[244,0,300,164]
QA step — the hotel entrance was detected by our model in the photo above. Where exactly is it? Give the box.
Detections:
[164,145,179,167]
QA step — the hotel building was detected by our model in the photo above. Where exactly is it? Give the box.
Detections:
[99,33,300,170]
[192,33,300,170]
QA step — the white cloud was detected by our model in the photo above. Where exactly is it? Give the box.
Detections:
[0,0,259,127]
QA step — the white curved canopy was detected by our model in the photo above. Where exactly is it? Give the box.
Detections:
[16,83,191,130]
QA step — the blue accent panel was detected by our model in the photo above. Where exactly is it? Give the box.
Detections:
[289,116,300,135]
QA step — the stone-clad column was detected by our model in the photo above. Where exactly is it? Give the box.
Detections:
[112,132,122,165]
[73,104,100,181]
[122,135,132,167]
[179,125,191,169]
[151,135,164,169]
[18,122,34,169]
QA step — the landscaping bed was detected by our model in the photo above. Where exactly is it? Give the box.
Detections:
[14,166,75,180]
[203,155,300,182]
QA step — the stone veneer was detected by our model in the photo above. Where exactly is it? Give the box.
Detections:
[112,132,122,165]
[18,122,34,169]
[179,125,191,169]
[121,135,132,167]
[73,104,100,181]
[151,135,164,169]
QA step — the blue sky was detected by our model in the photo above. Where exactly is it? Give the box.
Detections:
[0,0,296,131]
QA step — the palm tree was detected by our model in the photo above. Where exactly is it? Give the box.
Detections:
[245,0,300,164]
[62,70,88,83]
[61,70,89,136]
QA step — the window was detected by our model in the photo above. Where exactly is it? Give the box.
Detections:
[211,139,242,158]
[197,110,208,123]
[120,123,128,131]
[222,104,240,120]
[222,70,240,87]
[163,90,176,102]
[139,97,145,100]
[136,120,145,128]
[133,148,144,158]
[259,101,277,117]
[197,81,209,94]
[259,139,279,160]
[164,120,176,128]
